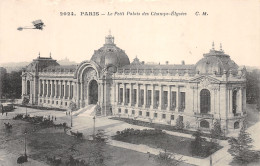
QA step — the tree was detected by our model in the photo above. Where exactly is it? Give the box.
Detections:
[228,120,260,163]
[175,117,184,130]
[154,138,184,166]
[210,119,223,139]
[2,70,22,99]
[69,101,77,127]
[22,96,30,116]
[246,70,260,104]
[89,129,111,166]
[190,129,206,156]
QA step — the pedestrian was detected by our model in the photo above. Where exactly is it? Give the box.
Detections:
[55,116,56,121]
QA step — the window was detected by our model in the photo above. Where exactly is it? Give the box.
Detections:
[118,108,121,113]
[61,102,63,105]
[126,89,130,104]
[200,89,210,114]
[132,110,135,115]
[140,90,144,105]
[44,100,46,103]
[171,115,174,120]
[65,102,67,106]
[52,101,54,104]
[154,113,157,118]
[179,116,183,122]
[119,88,123,103]
[125,109,128,114]
[234,121,239,129]
[171,91,176,110]
[133,89,137,104]
[162,114,166,119]
[147,90,152,106]
[155,90,160,107]
[139,111,142,116]
[40,99,42,103]
[180,92,185,111]
[163,91,168,107]
[56,101,58,105]
[146,112,150,117]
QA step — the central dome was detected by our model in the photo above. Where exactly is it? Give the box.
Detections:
[90,33,130,69]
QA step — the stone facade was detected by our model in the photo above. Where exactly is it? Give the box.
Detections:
[21,34,247,133]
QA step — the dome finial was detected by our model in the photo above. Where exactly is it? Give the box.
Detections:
[212,41,215,50]
[105,30,114,44]
[50,52,52,58]
[38,52,40,58]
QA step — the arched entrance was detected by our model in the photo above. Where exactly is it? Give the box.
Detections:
[89,80,98,104]
[27,80,30,95]
[200,120,210,128]
[200,89,211,114]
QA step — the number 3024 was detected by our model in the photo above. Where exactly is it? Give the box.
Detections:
[60,12,76,16]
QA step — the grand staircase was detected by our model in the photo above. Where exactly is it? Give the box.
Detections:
[72,104,97,117]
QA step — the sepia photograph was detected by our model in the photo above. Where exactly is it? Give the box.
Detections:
[0,0,260,165]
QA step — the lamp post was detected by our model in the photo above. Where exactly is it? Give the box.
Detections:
[24,131,27,156]
[93,116,96,137]
[71,109,73,127]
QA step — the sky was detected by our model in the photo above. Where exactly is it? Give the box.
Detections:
[0,0,259,67]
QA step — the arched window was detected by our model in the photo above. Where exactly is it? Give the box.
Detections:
[232,90,237,114]
[234,121,239,129]
[200,89,211,114]
[27,80,30,95]
[200,120,210,128]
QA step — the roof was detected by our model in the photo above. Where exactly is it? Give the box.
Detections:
[120,64,195,70]
[42,65,77,73]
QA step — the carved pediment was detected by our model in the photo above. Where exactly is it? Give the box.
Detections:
[21,72,34,78]
[189,75,220,87]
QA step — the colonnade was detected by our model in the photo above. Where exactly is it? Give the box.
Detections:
[39,79,74,100]
[115,82,185,112]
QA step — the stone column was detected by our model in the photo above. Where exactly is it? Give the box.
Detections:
[136,84,139,107]
[176,86,180,111]
[150,84,154,109]
[238,88,242,112]
[50,80,53,98]
[143,84,147,108]
[115,82,119,105]
[123,83,126,105]
[64,81,67,99]
[38,79,41,97]
[47,80,50,98]
[167,85,171,111]
[81,81,84,105]
[59,80,62,99]
[159,85,162,110]
[229,88,233,114]
[129,83,132,107]
[55,80,58,98]
[43,80,46,97]
[242,87,246,112]
[68,81,71,99]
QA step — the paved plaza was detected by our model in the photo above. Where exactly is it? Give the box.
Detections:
[0,106,259,166]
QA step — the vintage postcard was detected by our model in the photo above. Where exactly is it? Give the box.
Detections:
[0,0,260,165]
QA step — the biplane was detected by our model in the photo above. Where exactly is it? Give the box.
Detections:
[17,20,45,31]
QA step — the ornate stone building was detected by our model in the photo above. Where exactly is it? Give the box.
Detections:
[21,33,247,133]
